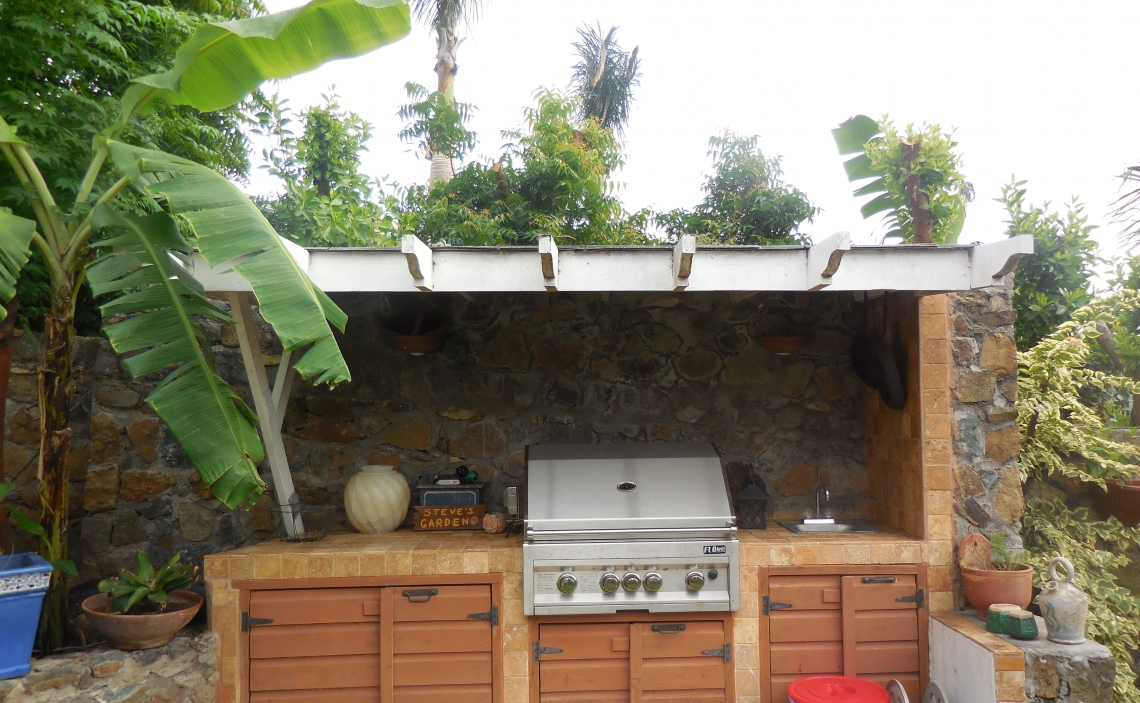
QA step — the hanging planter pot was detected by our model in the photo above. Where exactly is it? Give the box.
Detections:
[1095,479,1140,527]
[752,336,812,356]
[381,312,447,356]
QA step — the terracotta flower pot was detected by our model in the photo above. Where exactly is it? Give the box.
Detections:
[1096,480,1140,528]
[81,590,202,650]
[960,564,1033,619]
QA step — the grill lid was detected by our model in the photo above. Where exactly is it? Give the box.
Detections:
[525,442,735,538]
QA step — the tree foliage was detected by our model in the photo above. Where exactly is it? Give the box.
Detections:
[656,131,817,245]
[1,0,263,331]
[570,24,641,135]
[255,92,397,246]
[395,89,649,245]
[1002,179,1099,351]
[398,82,476,163]
[1017,294,1140,702]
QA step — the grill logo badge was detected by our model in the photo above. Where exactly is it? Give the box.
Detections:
[703,545,727,555]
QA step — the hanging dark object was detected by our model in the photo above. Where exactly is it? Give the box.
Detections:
[381,311,446,355]
[849,295,907,410]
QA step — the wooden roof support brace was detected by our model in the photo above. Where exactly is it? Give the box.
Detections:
[539,235,559,291]
[401,234,433,291]
[673,235,696,291]
[227,292,303,536]
[807,231,851,291]
[970,235,1034,288]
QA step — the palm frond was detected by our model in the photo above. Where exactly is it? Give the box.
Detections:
[409,0,481,31]
[1113,165,1140,245]
[570,23,641,135]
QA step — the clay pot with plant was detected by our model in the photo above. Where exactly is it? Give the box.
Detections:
[958,533,1034,619]
[82,551,201,650]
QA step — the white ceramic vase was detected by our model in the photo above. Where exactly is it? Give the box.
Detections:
[344,465,410,534]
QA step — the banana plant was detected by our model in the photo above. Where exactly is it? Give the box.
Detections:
[832,114,969,244]
[0,0,410,651]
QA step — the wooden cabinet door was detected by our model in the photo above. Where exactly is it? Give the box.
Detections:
[535,620,731,703]
[767,575,844,703]
[762,569,927,703]
[383,585,494,703]
[841,575,922,701]
[247,587,384,703]
[639,621,728,702]
[537,622,631,702]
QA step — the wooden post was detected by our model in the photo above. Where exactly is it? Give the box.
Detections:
[227,292,302,536]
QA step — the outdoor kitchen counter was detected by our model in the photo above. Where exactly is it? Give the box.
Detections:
[203,527,927,703]
[202,524,923,586]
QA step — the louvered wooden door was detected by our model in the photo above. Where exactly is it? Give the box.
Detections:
[840,575,922,701]
[384,585,494,702]
[535,620,730,703]
[244,583,495,703]
[247,587,384,702]
[767,575,844,703]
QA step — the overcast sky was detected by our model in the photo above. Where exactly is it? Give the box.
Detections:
[250,0,1140,253]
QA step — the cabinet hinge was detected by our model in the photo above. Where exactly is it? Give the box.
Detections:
[241,612,273,631]
[896,588,925,608]
[763,595,793,615]
[702,643,732,663]
[467,605,499,626]
[533,641,563,661]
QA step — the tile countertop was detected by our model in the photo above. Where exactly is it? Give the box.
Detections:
[203,525,926,582]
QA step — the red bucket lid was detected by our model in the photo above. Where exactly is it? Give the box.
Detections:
[788,676,891,703]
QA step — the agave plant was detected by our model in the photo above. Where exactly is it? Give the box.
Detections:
[0,0,410,650]
[569,23,641,135]
[99,551,198,615]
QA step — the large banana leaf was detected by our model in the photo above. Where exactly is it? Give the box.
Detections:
[108,141,351,387]
[0,117,36,322]
[0,208,35,323]
[832,115,904,239]
[120,0,410,120]
[88,204,266,508]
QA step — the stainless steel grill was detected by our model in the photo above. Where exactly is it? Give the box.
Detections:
[523,442,740,616]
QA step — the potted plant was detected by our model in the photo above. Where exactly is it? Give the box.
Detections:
[82,551,201,650]
[959,533,1034,619]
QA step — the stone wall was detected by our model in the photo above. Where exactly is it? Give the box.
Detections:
[0,629,217,703]
[948,285,1023,550]
[3,291,872,582]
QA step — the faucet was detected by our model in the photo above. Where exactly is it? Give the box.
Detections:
[813,485,831,522]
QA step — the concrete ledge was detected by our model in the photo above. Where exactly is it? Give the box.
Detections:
[1016,635,1114,702]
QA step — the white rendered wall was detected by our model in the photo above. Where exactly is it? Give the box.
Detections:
[929,618,998,703]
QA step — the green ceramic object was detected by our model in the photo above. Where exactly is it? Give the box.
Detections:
[986,603,1019,634]
[1008,610,1039,640]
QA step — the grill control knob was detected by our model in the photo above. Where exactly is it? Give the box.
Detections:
[600,573,620,593]
[685,571,706,591]
[643,573,663,592]
[622,573,641,592]
[556,573,578,594]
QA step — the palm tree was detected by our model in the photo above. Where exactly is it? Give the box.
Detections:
[570,24,641,136]
[409,0,484,183]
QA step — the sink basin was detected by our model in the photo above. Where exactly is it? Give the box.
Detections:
[777,521,876,534]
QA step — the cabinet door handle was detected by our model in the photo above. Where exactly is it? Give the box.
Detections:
[651,623,686,634]
[861,576,897,584]
[402,588,438,602]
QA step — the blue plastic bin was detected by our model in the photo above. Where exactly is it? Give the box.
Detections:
[0,553,52,679]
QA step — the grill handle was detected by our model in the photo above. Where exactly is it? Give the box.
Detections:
[527,526,737,538]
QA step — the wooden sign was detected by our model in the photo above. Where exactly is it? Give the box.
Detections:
[413,505,486,531]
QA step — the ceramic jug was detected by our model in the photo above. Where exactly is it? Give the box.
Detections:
[1035,556,1088,644]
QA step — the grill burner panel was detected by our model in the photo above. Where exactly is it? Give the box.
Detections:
[523,442,740,616]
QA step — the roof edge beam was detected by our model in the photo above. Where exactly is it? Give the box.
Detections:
[401,234,433,291]
[673,235,696,291]
[539,235,559,291]
[807,231,852,291]
[970,235,1034,288]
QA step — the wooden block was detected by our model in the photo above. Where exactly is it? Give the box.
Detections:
[413,505,486,531]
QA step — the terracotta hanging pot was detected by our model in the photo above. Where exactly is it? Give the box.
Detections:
[381,312,447,356]
[1095,479,1140,527]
